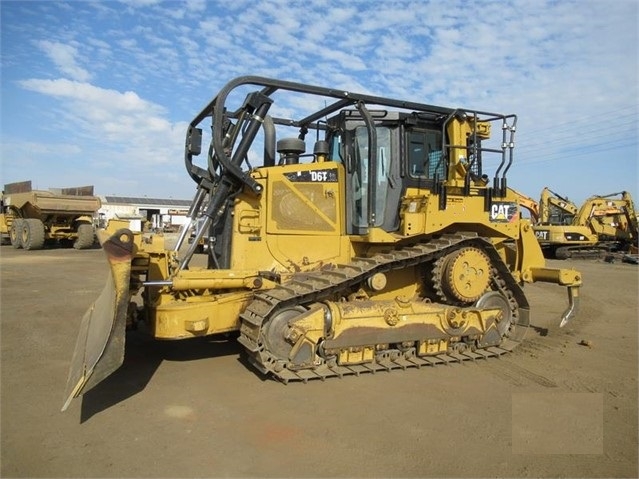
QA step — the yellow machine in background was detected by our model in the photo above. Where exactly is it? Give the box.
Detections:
[533,188,637,259]
[538,187,578,225]
[584,192,637,241]
[63,76,582,410]
[0,181,100,250]
[509,187,540,223]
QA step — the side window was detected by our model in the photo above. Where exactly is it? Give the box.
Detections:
[408,133,427,176]
[408,130,443,180]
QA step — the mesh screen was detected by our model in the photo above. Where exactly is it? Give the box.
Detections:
[271,181,336,232]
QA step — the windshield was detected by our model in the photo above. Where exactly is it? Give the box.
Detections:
[352,126,391,228]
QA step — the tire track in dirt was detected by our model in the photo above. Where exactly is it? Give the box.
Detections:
[483,357,558,388]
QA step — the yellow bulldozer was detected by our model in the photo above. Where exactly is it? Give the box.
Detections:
[63,76,582,410]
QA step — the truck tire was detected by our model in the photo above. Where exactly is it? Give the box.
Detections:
[10,219,24,249]
[74,223,95,249]
[22,219,46,250]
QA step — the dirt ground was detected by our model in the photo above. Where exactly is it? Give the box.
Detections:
[0,245,637,478]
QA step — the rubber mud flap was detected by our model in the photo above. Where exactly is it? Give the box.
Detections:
[61,229,134,411]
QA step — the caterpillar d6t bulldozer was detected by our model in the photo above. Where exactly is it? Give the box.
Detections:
[63,77,582,410]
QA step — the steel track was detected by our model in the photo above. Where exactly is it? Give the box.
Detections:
[238,232,529,382]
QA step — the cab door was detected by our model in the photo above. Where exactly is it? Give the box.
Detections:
[346,125,401,235]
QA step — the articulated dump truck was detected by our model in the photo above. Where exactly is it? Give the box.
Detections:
[1,181,100,250]
[63,76,582,410]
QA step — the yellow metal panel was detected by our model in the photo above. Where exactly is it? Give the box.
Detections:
[266,162,344,235]
[418,339,448,355]
[399,188,520,240]
[270,181,335,231]
[230,162,350,275]
[153,290,254,338]
[266,234,349,272]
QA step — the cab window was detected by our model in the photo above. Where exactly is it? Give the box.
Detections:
[352,126,391,228]
[408,129,443,180]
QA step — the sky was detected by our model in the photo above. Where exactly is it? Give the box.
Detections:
[1,0,637,205]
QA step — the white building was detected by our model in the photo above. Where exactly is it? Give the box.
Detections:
[98,196,191,232]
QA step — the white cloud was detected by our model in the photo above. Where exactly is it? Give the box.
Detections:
[120,0,162,6]
[36,40,92,82]
[1,140,81,156]
[16,78,185,186]
[2,0,636,200]
[19,78,161,114]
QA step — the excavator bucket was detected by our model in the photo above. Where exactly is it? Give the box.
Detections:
[61,229,134,411]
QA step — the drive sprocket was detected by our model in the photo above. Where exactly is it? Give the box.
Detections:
[433,246,492,304]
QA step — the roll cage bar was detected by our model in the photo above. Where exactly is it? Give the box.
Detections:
[176,76,516,270]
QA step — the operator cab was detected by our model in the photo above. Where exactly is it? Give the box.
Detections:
[325,110,445,235]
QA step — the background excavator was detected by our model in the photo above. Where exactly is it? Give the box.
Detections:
[510,187,540,223]
[533,188,638,259]
[538,187,578,226]
[63,76,582,410]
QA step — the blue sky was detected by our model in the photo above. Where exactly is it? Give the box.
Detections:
[1,0,637,204]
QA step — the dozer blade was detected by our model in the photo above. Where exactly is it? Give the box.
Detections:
[62,229,134,411]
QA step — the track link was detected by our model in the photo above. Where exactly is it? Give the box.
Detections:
[252,340,520,384]
[238,232,529,382]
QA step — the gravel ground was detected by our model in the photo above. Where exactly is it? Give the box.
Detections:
[1,245,637,478]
